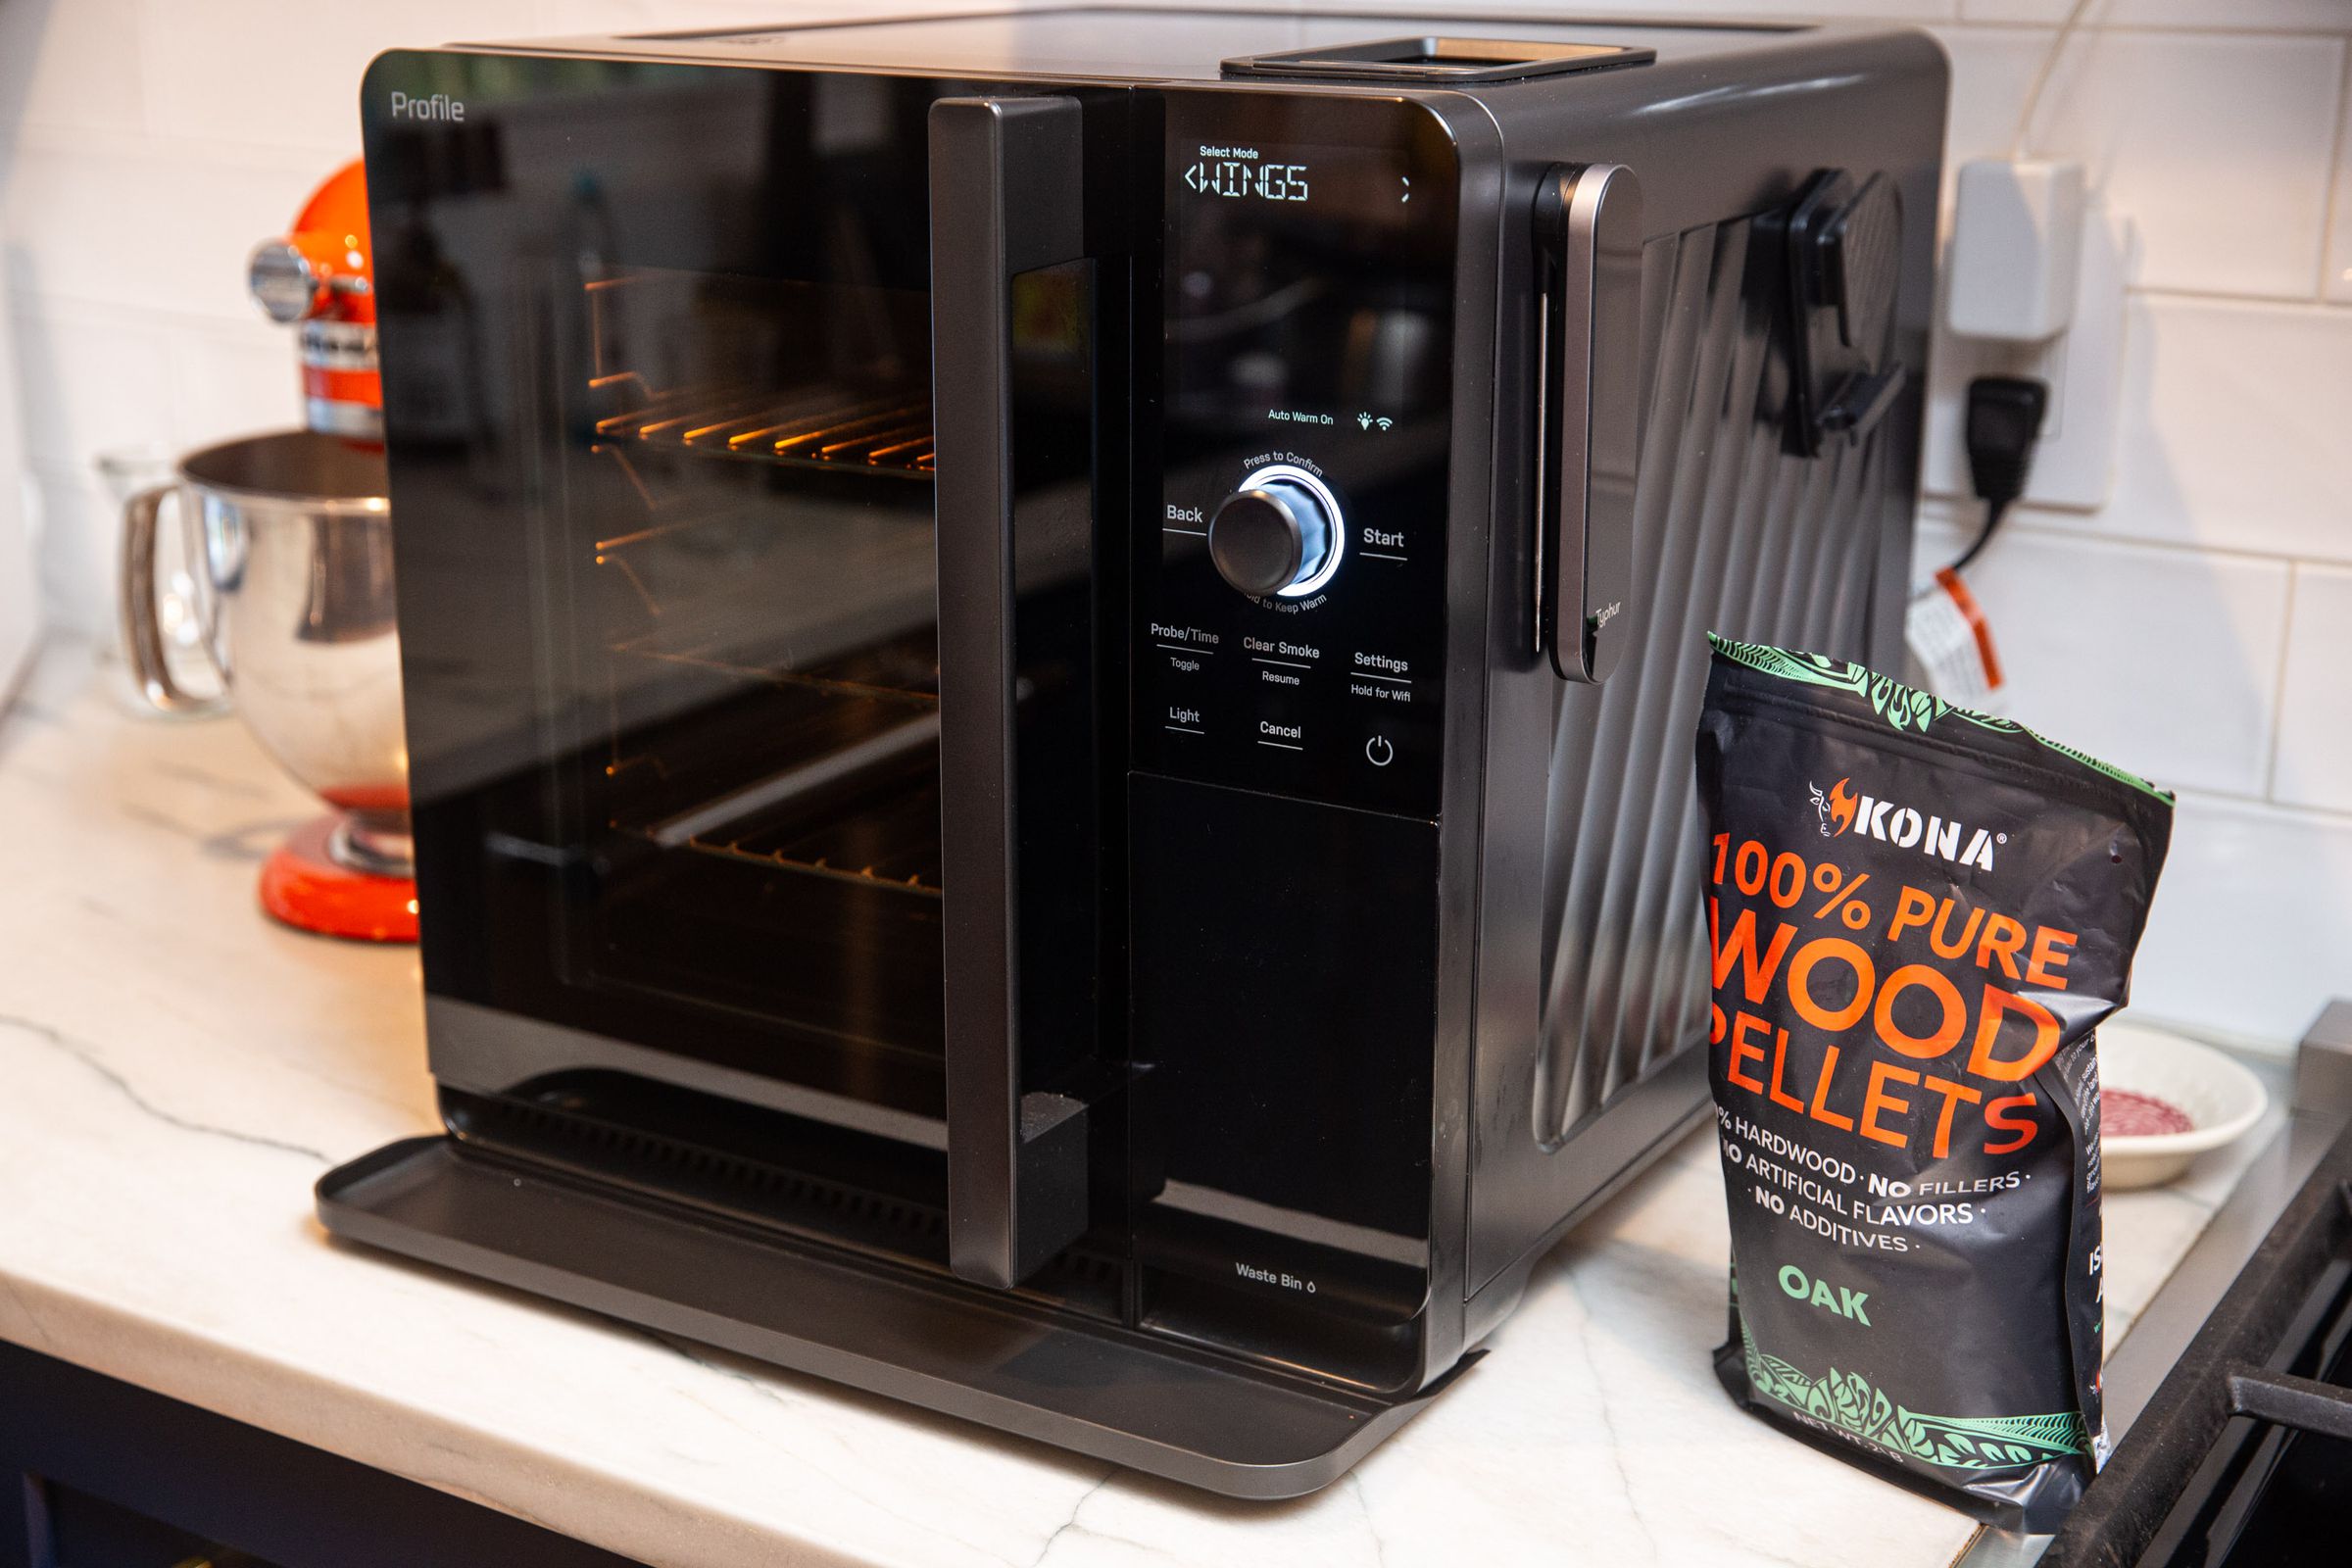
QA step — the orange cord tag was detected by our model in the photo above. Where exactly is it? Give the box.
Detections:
[1905,566,2004,709]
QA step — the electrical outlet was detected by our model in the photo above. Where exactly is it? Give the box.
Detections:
[1923,210,2137,513]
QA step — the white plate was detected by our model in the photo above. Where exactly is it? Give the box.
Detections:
[2097,1021,2269,1190]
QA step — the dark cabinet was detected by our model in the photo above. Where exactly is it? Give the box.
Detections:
[0,1342,645,1568]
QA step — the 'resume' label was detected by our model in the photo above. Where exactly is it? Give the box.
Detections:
[1693,634,2173,1534]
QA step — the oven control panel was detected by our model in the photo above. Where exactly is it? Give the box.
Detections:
[1132,94,1456,820]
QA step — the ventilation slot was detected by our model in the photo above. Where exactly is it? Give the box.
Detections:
[448,1088,951,1251]
[443,1088,1125,1316]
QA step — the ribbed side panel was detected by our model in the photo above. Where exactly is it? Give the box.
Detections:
[1535,216,1893,1147]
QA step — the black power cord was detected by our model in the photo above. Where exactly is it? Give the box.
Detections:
[1950,375,2049,573]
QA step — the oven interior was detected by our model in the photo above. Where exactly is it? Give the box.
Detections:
[556,265,950,1054]
[445,246,1121,1314]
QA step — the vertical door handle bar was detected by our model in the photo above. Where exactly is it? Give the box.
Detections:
[930,95,1089,1291]
[1536,163,1643,684]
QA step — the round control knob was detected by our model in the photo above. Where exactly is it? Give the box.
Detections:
[1206,466,1345,599]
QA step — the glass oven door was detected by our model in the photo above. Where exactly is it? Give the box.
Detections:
[573,269,947,1053]
[365,55,1125,1295]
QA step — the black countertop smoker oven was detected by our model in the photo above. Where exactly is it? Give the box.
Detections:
[318,8,1946,1496]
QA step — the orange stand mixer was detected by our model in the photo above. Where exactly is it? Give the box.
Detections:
[237,161,416,942]
[120,161,416,942]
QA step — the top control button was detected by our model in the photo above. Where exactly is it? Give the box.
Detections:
[1206,466,1345,599]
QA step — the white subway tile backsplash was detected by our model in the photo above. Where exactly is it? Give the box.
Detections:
[28,462,117,642]
[0,147,324,322]
[167,329,303,452]
[1963,0,2352,29]
[1931,27,2046,184]
[2129,791,2352,1046]
[136,0,540,156]
[1911,510,2289,797]
[2272,564,2352,815]
[1920,498,2347,1047]
[2096,296,2352,562]
[0,0,146,140]
[5,319,300,648]
[3,302,175,478]
[2001,27,2342,299]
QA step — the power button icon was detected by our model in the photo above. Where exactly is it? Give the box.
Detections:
[1365,735,1395,767]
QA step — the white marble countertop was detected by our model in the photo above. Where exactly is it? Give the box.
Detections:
[0,644,2284,1568]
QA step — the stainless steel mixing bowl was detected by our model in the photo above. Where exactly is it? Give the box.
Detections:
[122,430,408,873]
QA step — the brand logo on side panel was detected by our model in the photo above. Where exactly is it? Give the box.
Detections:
[389,91,465,122]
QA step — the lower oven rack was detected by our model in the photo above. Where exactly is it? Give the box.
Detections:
[605,676,946,894]
[651,767,944,893]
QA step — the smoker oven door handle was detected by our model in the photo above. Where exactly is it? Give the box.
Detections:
[930,94,1092,1292]
[1535,163,1644,684]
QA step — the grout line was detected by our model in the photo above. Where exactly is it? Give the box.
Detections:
[2262,564,2302,805]
[6,120,375,169]
[5,285,277,340]
[1914,501,2343,571]
[2125,286,2352,312]
[1938,15,2352,41]
[2171,783,2352,831]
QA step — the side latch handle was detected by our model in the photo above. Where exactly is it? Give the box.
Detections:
[1535,163,1644,685]
[1782,169,1907,456]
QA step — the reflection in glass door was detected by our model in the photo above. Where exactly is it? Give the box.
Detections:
[378,61,1116,1298]
[553,264,949,1062]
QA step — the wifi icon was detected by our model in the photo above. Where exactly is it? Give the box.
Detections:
[1375,416,1394,432]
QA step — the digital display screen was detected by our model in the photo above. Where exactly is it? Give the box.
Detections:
[1174,140,1426,219]
[1146,113,1455,820]
[1183,149,1310,202]
[1163,140,1436,427]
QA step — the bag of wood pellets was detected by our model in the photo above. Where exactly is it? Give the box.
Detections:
[1693,634,2173,1530]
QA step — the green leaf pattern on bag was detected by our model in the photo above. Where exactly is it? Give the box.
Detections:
[1740,1323,2087,1473]
[1705,632,2171,800]
[1708,635,2008,737]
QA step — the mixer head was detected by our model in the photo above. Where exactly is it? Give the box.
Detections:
[246,161,380,442]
